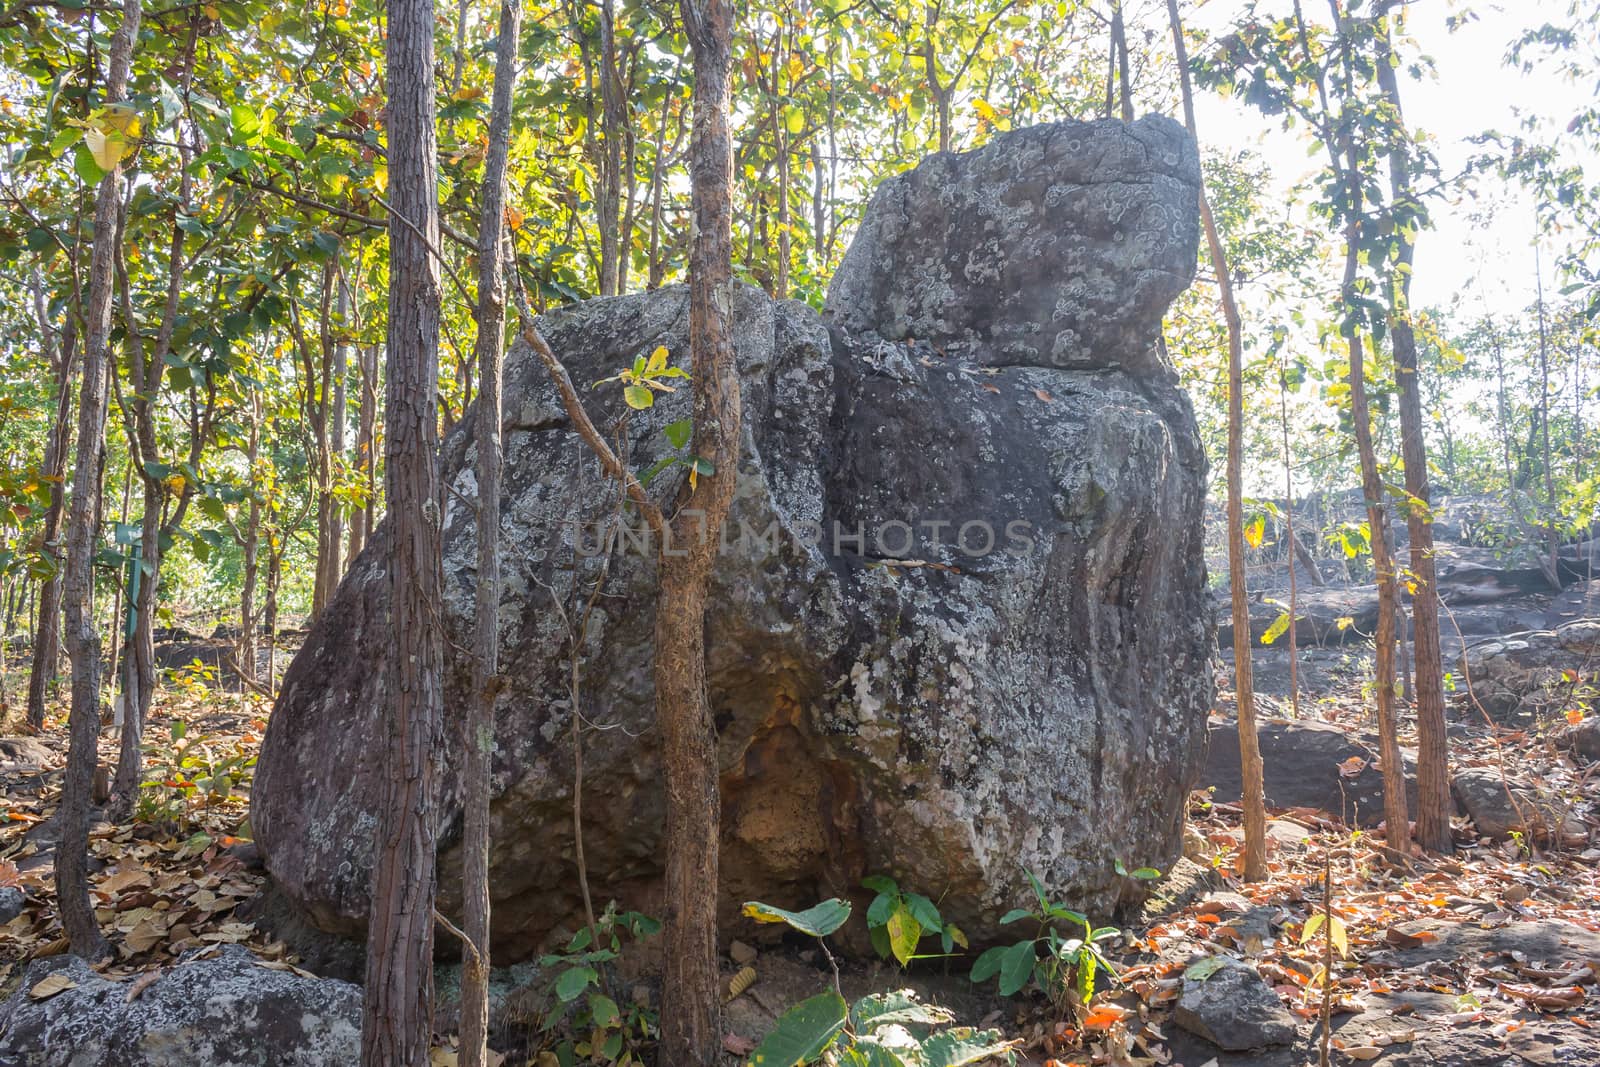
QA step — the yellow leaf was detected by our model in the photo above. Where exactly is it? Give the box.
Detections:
[1243,514,1266,549]
[1330,915,1349,958]
[1335,616,1354,630]
[84,128,125,172]
[451,85,485,103]
[646,345,669,376]
[29,974,77,1000]
[974,99,998,123]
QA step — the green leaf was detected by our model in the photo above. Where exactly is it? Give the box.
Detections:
[742,899,851,938]
[664,418,692,449]
[74,143,107,185]
[969,945,1007,985]
[919,1028,1016,1067]
[886,906,922,966]
[747,991,847,1066]
[1131,867,1161,881]
[837,1040,911,1067]
[587,992,620,1028]
[861,875,898,896]
[998,908,1034,926]
[554,965,597,1002]
[785,106,805,135]
[851,989,955,1030]
[997,939,1036,996]
[48,126,82,158]
[623,384,653,410]
[1300,912,1326,944]
[903,892,942,932]
[1184,956,1227,982]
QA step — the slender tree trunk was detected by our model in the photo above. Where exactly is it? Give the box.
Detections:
[1166,0,1265,880]
[659,2,737,1063]
[58,0,141,962]
[1374,11,1450,851]
[361,0,445,1059]
[459,2,521,1064]
[349,345,378,561]
[1280,365,1302,718]
[1112,0,1134,121]
[330,279,349,582]
[597,0,625,296]
[27,311,78,731]
[239,389,263,685]
[1535,239,1559,587]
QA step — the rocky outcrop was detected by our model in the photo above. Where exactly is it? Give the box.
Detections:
[252,115,1212,958]
[1457,618,1600,721]
[0,946,360,1066]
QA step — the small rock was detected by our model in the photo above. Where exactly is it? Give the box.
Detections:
[0,944,361,1066]
[0,886,24,924]
[728,940,758,966]
[1266,819,1313,849]
[1452,767,1548,840]
[1174,957,1298,1051]
[1563,717,1600,761]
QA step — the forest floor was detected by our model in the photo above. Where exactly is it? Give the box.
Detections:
[0,645,1597,1066]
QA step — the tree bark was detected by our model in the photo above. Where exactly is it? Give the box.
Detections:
[597,0,626,296]
[660,1,737,1063]
[1166,0,1266,881]
[58,0,141,962]
[26,296,78,731]
[460,2,521,1064]
[361,0,446,1061]
[349,344,378,562]
[1374,9,1450,852]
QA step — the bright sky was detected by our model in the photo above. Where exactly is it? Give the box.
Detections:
[1188,0,1595,317]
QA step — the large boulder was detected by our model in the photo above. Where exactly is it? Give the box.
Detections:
[252,115,1213,958]
[0,946,361,1066]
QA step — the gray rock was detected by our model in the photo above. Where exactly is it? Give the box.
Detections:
[1174,957,1297,1051]
[825,115,1198,375]
[0,945,361,1066]
[0,885,23,924]
[1565,716,1600,761]
[1457,618,1600,723]
[1203,718,1418,828]
[1451,766,1572,841]
[253,117,1213,959]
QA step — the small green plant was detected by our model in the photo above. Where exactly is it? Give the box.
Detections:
[594,343,688,411]
[968,869,1123,1012]
[534,902,661,1067]
[862,875,967,967]
[137,719,256,828]
[594,344,714,489]
[742,898,1014,1067]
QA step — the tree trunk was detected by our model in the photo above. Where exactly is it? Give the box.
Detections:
[1166,0,1266,881]
[26,306,78,731]
[1112,0,1134,121]
[1374,9,1450,852]
[659,2,736,1063]
[58,0,141,962]
[349,344,378,562]
[361,0,445,1060]
[460,2,521,1064]
[1535,239,1559,586]
[597,0,625,296]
